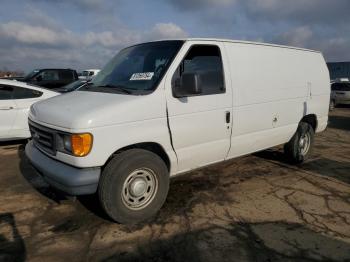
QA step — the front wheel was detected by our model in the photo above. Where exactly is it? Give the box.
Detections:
[98,149,169,224]
[329,99,336,111]
[284,122,314,164]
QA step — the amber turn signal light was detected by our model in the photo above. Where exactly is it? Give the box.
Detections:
[71,133,93,156]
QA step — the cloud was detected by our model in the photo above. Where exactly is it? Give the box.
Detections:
[167,0,236,11]
[243,0,350,25]
[275,26,313,48]
[65,0,105,10]
[0,21,188,49]
[166,0,350,25]
[146,23,188,40]
[319,38,350,62]
[0,19,189,71]
[274,26,350,62]
[0,22,78,47]
[1,0,349,71]
[31,0,108,11]
[162,0,350,61]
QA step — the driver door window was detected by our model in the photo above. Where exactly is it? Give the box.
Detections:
[173,45,225,96]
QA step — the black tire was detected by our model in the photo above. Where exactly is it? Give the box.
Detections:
[98,149,169,224]
[284,122,314,164]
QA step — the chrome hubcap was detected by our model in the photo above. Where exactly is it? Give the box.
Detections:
[129,178,147,197]
[121,168,158,210]
[299,133,311,156]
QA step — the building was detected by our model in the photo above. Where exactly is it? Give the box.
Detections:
[327,62,350,80]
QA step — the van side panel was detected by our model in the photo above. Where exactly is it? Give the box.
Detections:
[305,53,330,133]
[224,42,329,159]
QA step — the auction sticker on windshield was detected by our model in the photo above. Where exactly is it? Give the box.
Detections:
[130,72,154,81]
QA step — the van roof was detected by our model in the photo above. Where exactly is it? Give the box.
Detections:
[146,38,320,54]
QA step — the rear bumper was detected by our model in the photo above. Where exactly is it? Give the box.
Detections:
[25,140,101,195]
[334,99,350,105]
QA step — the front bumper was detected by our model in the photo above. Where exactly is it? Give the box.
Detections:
[25,140,101,195]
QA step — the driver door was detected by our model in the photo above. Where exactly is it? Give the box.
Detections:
[164,42,232,173]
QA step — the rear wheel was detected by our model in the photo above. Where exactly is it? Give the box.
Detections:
[284,122,314,164]
[98,149,169,224]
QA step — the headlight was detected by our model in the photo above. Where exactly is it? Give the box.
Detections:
[57,133,93,157]
[63,135,72,152]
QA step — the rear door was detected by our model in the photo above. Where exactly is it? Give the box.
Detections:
[0,85,17,139]
[165,42,232,173]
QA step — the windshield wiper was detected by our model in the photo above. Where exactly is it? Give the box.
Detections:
[97,84,133,94]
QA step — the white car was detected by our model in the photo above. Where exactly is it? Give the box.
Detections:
[0,79,58,141]
[330,78,350,109]
[78,69,100,80]
[26,39,330,224]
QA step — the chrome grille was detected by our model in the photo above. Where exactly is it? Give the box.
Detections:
[29,120,56,155]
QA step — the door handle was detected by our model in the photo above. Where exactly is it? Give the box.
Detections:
[226,111,231,124]
[0,106,14,110]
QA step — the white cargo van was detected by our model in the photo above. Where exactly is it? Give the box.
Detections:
[26,39,330,223]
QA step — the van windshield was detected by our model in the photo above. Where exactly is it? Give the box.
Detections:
[82,40,184,95]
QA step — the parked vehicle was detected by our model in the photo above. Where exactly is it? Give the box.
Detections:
[19,69,78,89]
[79,69,100,80]
[55,79,90,93]
[330,78,350,109]
[0,79,58,141]
[25,39,330,224]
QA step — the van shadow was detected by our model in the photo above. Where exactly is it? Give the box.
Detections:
[77,194,112,221]
[17,144,67,203]
[101,221,350,262]
[86,166,235,226]
[328,114,350,131]
[301,158,350,184]
[17,143,117,222]
[335,104,350,109]
[0,213,26,262]
[0,139,27,150]
[255,149,350,184]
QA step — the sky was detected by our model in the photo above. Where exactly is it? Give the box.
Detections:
[0,0,349,73]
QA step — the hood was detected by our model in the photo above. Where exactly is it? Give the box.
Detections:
[30,90,164,130]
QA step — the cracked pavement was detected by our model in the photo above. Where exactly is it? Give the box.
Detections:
[0,108,350,261]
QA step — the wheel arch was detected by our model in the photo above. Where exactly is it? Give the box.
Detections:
[300,114,318,131]
[104,142,171,172]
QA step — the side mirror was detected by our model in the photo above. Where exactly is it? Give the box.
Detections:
[173,72,202,98]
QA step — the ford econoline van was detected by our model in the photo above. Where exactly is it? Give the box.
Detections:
[25,39,330,224]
